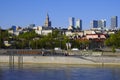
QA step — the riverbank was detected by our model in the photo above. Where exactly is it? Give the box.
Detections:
[0,55,120,66]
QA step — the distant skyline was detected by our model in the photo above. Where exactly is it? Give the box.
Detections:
[0,0,120,30]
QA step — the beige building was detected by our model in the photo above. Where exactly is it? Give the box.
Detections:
[84,30,95,35]
[42,30,52,35]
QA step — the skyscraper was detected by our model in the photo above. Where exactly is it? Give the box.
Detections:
[76,19,82,30]
[90,20,98,28]
[111,16,118,29]
[44,13,51,27]
[69,17,75,28]
[98,19,106,29]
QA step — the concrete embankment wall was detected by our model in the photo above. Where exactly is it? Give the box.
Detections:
[1,55,120,66]
[0,56,95,64]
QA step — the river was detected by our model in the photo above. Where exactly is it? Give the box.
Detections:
[0,64,120,80]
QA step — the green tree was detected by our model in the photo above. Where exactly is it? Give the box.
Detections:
[112,46,116,53]
[15,30,39,49]
[105,31,120,48]
[0,29,10,48]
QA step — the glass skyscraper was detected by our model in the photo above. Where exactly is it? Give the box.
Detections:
[111,16,118,29]
[69,17,75,28]
[76,19,82,30]
[98,19,106,29]
[90,20,98,28]
[90,19,106,29]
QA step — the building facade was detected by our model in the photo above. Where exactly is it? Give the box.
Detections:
[111,16,118,29]
[69,17,75,28]
[76,19,82,30]
[98,19,106,29]
[90,20,98,28]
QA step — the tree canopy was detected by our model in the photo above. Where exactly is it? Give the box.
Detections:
[105,31,120,48]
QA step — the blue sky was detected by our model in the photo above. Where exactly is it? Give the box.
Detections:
[0,0,120,29]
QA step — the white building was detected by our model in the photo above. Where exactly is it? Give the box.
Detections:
[65,31,73,36]
[41,30,52,35]
[98,19,106,29]
[84,30,96,35]
[76,19,82,30]
[35,26,42,35]
[69,17,75,27]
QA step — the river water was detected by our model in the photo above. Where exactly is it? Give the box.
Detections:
[0,64,120,80]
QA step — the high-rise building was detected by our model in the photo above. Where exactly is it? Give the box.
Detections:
[12,25,17,32]
[44,13,51,27]
[90,20,98,28]
[76,19,82,30]
[111,16,118,29]
[28,24,35,28]
[69,17,75,28]
[98,19,106,29]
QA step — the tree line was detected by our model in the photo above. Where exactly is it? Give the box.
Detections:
[0,29,90,49]
[1,28,120,50]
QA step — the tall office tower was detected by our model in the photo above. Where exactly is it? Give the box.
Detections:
[76,19,82,30]
[69,17,75,28]
[29,24,35,27]
[98,19,106,29]
[90,20,98,28]
[12,25,17,32]
[44,13,51,27]
[111,16,118,29]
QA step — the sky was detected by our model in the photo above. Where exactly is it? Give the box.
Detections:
[0,0,120,30]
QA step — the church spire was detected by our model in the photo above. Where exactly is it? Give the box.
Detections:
[44,13,51,27]
[46,13,49,21]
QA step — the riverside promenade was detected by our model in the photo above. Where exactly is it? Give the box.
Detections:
[0,49,120,66]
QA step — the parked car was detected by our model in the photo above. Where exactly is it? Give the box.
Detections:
[93,48,103,51]
[71,48,79,51]
[54,47,61,50]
